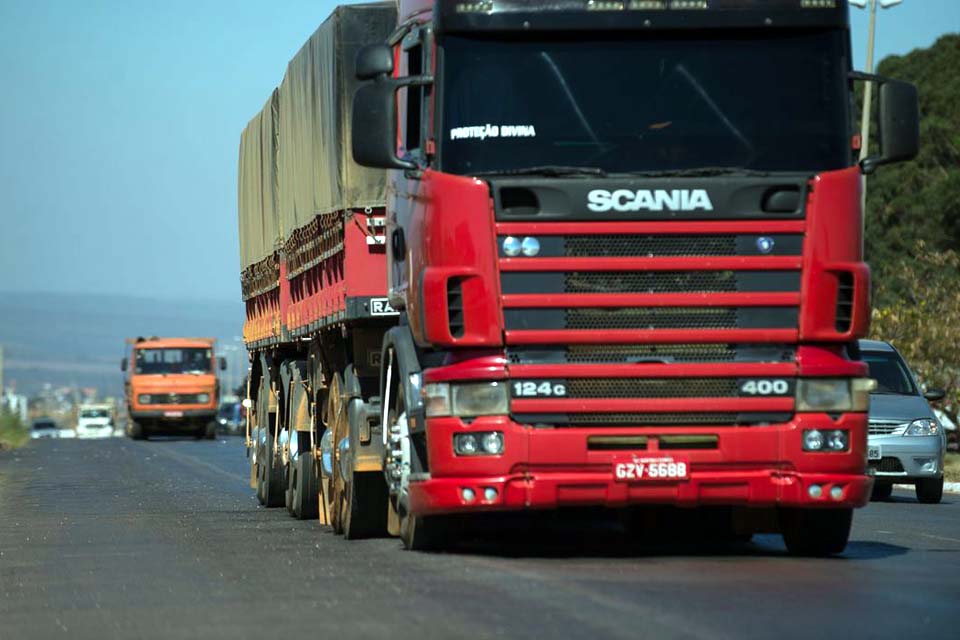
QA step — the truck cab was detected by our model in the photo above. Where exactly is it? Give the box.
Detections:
[122,337,224,440]
[351,0,920,553]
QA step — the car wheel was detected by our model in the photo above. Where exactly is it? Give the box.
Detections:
[915,477,943,504]
[871,482,893,501]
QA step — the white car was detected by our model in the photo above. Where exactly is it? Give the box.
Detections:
[30,418,59,439]
[76,404,115,439]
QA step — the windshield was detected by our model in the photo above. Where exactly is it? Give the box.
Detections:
[863,351,918,396]
[135,348,212,375]
[33,420,56,430]
[80,409,111,419]
[440,30,850,176]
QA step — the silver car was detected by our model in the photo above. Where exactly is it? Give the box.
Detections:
[860,340,945,503]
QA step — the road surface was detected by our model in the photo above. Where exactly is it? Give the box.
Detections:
[2,438,958,639]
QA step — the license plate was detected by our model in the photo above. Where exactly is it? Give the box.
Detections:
[163,411,184,419]
[613,455,690,482]
[867,446,881,460]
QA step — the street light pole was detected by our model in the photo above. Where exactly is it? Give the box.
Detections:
[850,0,903,213]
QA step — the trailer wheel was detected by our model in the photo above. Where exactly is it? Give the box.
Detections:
[289,450,319,519]
[780,508,852,557]
[343,471,388,539]
[255,377,285,508]
[325,372,347,534]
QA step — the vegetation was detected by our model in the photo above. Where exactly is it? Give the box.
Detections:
[945,453,960,485]
[0,409,29,450]
[865,34,960,411]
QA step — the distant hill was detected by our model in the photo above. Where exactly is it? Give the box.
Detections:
[0,291,246,397]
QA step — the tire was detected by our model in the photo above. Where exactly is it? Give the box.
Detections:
[871,482,894,501]
[129,421,146,441]
[916,477,944,504]
[290,448,320,520]
[255,377,285,508]
[205,422,217,440]
[780,508,852,557]
[400,513,449,552]
[343,471,389,539]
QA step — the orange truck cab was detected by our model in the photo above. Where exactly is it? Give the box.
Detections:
[121,337,225,440]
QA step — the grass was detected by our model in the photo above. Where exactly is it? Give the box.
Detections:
[945,452,960,484]
[0,411,29,450]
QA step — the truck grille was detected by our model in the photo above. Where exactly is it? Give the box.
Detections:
[513,412,793,427]
[140,393,205,405]
[564,377,740,399]
[507,344,797,364]
[505,307,798,331]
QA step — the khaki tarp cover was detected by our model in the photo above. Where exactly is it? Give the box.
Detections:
[238,90,280,268]
[278,3,395,241]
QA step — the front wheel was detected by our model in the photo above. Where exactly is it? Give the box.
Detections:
[129,421,146,441]
[871,482,893,501]
[780,508,852,557]
[916,477,944,504]
[400,512,450,552]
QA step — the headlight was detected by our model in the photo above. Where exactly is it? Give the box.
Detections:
[138,394,152,404]
[905,419,939,436]
[796,378,873,412]
[424,382,509,417]
[453,431,504,456]
[196,393,210,403]
[803,429,849,452]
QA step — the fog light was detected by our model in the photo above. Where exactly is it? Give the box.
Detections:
[916,458,938,473]
[462,488,476,502]
[803,429,824,451]
[826,429,849,451]
[483,487,498,501]
[830,486,844,501]
[482,432,504,455]
[454,434,479,455]
[521,237,540,257]
[502,236,521,256]
[808,484,823,499]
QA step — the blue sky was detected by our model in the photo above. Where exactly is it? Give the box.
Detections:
[0,0,957,302]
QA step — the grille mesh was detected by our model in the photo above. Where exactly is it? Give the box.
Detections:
[508,344,797,364]
[565,271,738,294]
[567,307,738,330]
[565,235,737,258]
[565,378,740,398]
[868,422,905,436]
[513,413,792,427]
[870,457,905,473]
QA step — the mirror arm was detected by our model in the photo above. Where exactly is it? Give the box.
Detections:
[376,74,435,173]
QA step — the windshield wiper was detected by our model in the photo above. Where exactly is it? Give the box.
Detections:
[615,167,772,178]
[473,165,607,178]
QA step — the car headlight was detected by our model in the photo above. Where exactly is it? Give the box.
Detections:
[905,419,939,436]
[196,393,210,403]
[424,382,509,417]
[796,378,873,412]
[138,394,152,404]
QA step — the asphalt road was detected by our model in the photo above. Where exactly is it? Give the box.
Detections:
[2,438,959,640]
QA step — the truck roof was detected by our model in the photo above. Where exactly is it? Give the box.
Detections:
[129,337,216,349]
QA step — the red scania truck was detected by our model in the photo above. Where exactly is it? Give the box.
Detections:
[240,0,918,554]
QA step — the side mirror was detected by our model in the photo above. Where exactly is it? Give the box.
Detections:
[121,357,128,372]
[356,44,393,80]
[219,357,227,371]
[924,388,946,402]
[352,76,433,171]
[857,75,920,174]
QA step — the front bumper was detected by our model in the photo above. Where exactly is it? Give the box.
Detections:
[868,435,944,480]
[408,412,872,516]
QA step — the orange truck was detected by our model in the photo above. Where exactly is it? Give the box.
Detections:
[121,337,225,440]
